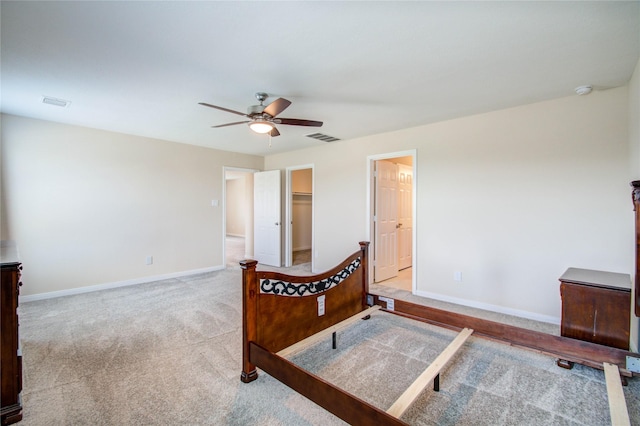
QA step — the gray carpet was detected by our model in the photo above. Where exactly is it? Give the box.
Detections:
[18,264,639,425]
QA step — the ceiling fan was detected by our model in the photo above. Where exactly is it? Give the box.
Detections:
[199,92,322,137]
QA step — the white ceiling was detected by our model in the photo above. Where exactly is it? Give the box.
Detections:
[2,1,639,156]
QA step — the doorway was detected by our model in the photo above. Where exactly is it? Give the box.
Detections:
[368,152,415,293]
[223,167,257,268]
[285,165,314,269]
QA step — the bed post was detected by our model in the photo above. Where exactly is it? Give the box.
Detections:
[359,241,370,310]
[240,259,259,383]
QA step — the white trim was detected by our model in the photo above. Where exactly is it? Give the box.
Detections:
[19,265,225,303]
[415,289,561,325]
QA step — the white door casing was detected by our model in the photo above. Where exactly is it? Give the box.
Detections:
[398,163,413,270]
[254,170,281,266]
[374,160,398,282]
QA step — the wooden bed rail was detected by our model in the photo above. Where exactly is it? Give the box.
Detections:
[250,342,408,426]
[370,294,636,374]
[277,305,381,358]
[387,328,473,418]
[603,362,631,426]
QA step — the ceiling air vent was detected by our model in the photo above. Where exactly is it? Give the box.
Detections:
[306,132,340,142]
[41,96,71,108]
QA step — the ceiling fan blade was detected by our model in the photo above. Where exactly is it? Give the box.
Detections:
[199,102,248,117]
[277,118,323,127]
[212,121,250,128]
[269,127,280,137]
[263,98,291,117]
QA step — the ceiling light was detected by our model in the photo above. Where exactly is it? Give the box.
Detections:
[248,120,274,134]
[574,85,593,96]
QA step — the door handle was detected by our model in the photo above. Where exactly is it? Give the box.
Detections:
[275,222,280,226]
[396,223,403,228]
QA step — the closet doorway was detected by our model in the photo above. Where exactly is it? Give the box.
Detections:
[285,165,314,269]
[368,153,415,292]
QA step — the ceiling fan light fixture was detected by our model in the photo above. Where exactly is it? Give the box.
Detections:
[248,120,274,134]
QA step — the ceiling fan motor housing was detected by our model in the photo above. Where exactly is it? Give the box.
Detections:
[247,105,266,116]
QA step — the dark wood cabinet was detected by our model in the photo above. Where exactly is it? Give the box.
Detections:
[1,241,23,425]
[559,267,631,351]
[632,180,640,317]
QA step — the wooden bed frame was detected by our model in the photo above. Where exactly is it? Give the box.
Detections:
[240,242,635,425]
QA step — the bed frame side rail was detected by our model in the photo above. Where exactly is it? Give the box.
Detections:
[371,295,636,374]
[249,342,408,426]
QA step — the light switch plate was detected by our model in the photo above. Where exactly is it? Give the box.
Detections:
[627,356,640,373]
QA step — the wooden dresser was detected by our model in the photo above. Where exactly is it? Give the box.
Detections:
[559,267,631,353]
[1,241,23,425]
[632,180,640,317]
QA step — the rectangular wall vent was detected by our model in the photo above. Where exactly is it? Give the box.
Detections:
[41,96,71,108]
[306,132,340,142]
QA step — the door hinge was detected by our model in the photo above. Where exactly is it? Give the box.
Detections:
[373,215,377,222]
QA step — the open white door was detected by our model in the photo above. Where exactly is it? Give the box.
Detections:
[397,163,413,270]
[254,170,281,266]
[374,160,398,282]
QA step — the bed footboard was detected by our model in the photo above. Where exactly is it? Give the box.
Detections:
[240,241,370,383]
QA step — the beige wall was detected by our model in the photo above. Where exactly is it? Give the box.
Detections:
[0,116,6,240]
[292,168,312,194]
[225,177,247,237]
[266,86,632,323]
[1,114,263,296]
[629,57,640,351]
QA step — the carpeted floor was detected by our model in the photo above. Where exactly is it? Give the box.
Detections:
[17,260,639,425]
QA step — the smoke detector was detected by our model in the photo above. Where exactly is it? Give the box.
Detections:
[574,85,593,96]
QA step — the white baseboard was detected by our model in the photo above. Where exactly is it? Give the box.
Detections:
[415,289,561,325]
[293,246,311,252]
[20,265,225,303]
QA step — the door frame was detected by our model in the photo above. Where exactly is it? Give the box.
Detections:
[366,150,416,293]
[223,166,259,266]
[285,164,314,269]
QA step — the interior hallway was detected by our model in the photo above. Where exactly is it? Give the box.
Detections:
[378,267,412,292]
[225,236,311,267]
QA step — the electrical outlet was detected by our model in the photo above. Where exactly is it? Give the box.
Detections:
[145,256,153,265]
[454,271,462,281]
[627,356,640,373]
